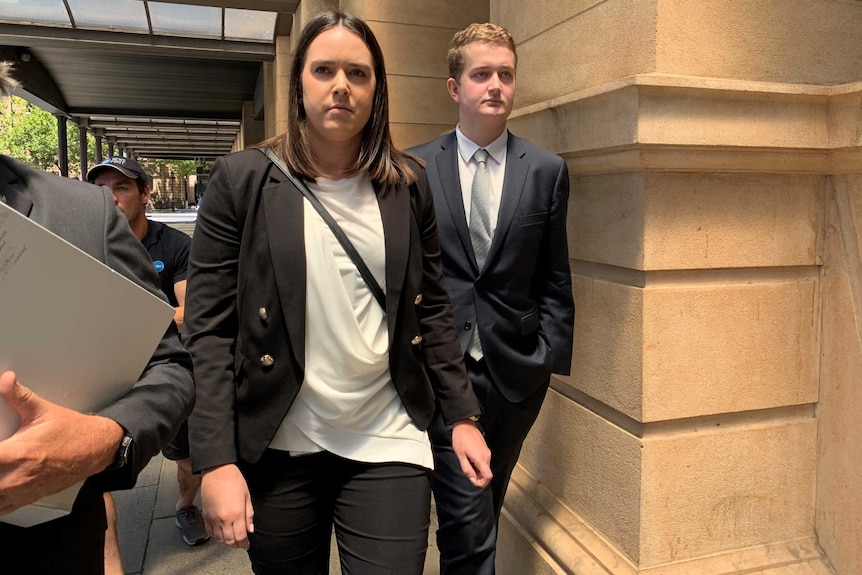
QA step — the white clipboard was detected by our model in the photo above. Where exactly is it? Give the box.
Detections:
[0,202,175,526]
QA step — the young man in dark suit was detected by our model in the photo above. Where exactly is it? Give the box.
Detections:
[410,23,575,575]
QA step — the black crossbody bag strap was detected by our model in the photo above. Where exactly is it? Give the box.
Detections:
[260,148,386,310]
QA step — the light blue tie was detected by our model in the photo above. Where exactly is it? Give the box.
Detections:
[467,148,491,360]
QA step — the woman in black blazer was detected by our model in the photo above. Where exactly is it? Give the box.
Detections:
[184,11,491,575]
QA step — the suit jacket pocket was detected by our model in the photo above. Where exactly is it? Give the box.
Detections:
[519,211,548,227]
[521,309,540,335]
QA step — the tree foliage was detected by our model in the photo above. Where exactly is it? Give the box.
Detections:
[143,158,198,179]
[0,97,59,171]
[1,96,201,180]
[0,96,98,176]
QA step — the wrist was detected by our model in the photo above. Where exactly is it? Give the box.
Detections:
[99,418,130,471]
[202,463,235,477]
[455,414,480,425]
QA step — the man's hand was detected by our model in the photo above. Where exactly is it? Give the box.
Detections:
[0,371,124,515]
[201,463,254,549]
[452,419,492,488]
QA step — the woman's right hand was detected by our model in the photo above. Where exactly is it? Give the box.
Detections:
[201,463,255,549]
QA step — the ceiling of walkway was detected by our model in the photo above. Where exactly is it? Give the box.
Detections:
[0,0,299,159]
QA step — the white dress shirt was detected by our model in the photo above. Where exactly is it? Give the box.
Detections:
[268,173,433,469]
[455,125,509,233]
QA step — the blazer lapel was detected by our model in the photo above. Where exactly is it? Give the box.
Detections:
[262,173,306,369]
[0,158,34,217]
[486,133,528,267]
[376,179,408,346]
[433,135,479,272]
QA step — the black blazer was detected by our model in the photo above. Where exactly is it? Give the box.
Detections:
[410,132,575,403]
[185,149,480,472]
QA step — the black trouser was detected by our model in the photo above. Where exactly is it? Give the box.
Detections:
[0,481,107,575]
[429,356,549,575]
[241,449,431,575]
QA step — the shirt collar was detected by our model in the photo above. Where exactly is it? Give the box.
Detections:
[455,126,508,165]
[141,218,161,249]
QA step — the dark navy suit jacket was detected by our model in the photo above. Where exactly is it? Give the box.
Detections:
[410,131,574,403]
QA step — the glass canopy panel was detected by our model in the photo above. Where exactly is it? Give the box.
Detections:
[224,8,276,42]
[0,0,70,26]
[66,0,149,32]
[148,2,220,38]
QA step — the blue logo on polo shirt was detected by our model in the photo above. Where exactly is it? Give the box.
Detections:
[154,260,165,272]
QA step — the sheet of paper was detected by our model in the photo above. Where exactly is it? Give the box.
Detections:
[0,482,82,528]
[0,202,175,526]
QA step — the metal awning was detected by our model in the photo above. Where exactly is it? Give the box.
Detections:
[0,0,298,159]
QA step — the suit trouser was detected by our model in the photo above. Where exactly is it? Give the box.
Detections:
[0,481,107,574]
[429,356,549,575]
[240,449,431,575]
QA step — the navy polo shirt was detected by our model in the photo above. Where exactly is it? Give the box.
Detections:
[141,219,190,306]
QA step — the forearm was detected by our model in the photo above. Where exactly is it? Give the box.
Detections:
[173,306,184,332]
[83,415,125,476]
[0,373,130,513]
[95,325,194,488]
[184,155,242,472]
[173,279,187,333]
[186,342,240,473]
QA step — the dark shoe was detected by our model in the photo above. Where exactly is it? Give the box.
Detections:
[175,505,210,546]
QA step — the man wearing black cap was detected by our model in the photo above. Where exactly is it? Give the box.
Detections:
[87,158,190,331]
[87,158,209,549]
[0,63,194,575]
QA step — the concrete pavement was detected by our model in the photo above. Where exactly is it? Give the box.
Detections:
[113,454,441,575]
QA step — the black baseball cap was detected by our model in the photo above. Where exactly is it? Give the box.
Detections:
[86,157,150,186]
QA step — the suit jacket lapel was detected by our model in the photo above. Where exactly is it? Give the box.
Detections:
[262,173,306,369]
[487,133,528,267]
[433,134,479,272]
[0,157,34,217]
[376,179,408,347]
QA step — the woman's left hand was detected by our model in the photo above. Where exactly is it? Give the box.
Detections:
[451,420,492,488]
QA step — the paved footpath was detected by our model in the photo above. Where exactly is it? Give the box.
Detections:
[113,454,441,575]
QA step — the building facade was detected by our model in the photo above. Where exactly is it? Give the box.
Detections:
[242,2,862,573]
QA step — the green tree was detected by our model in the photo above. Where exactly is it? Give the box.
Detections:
[144,158,197,179]
[0,96,97,175]
[0,97,59,170]
[1,97,204,184]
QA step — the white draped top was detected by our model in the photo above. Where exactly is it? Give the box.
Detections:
[267,172,433,470]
